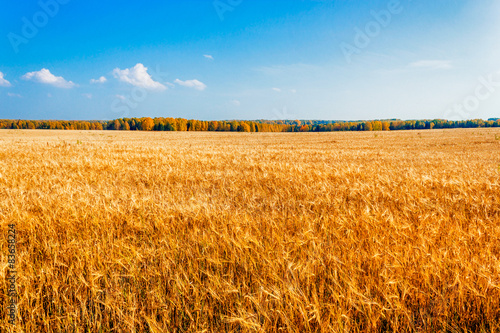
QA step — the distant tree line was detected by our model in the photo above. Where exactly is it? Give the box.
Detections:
[1,118,499,132]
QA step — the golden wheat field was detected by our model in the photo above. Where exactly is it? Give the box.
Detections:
[1,128,499,332]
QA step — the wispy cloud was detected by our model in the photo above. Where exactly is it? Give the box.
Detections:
[204,55,214,60]
[272,87,282,92]
[7,92,21,98]
[409,60,452,70]
[174,79,207,91]
[231,100,241,106]
[22,69,76,88]
[90,76,107,84]
[113,63,167,91]
[82,93,92,99]
[0,72,11,87]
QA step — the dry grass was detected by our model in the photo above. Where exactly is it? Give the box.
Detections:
[1,129,500,332]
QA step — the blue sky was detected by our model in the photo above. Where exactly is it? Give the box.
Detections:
[1,0,499,121]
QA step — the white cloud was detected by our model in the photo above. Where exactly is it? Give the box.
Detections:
[0,72,12,87]
[22,69,76,88]
[290,89,297,94]
[204,55,214,60]
[409,60,452,70]
[82,93,92,99]
[90,76,107,84]
[7,92,21,98]
[115,94,126,100]
[174,79,207,91]
[112,63,166,91]
[231,100,241,106]
[272,87,282,92]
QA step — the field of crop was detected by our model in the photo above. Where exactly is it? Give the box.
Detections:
[1,128,499,332]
